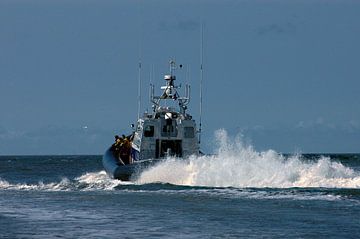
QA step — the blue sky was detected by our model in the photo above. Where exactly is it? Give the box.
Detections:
[0,0,359,155]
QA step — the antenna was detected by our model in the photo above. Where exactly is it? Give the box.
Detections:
[199,22,204,145]
[149,64,153,103]
[186,65,190,85]
[137,6,143,121]
[137,59,141,120]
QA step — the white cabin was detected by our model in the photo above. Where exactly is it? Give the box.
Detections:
[130,61,200,161]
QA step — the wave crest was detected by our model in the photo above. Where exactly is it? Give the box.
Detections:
[0,171,133,191]
[137,129,360,188]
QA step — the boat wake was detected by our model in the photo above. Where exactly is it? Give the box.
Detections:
[137,129,360,189]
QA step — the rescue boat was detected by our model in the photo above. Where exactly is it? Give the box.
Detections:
[102,60,201,180]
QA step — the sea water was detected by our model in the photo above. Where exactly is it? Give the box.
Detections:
[1,130,359,238]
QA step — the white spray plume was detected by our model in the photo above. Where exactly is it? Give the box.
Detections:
[137,129,360,188]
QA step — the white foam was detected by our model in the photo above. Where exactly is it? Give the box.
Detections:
[137,129,360,188]
[75,171,133,190]
[0,171,132,191]
[0,177,72,191]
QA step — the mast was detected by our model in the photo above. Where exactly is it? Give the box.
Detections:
[149,64,154,107]
[137,5,143,121]
[137,59,142,120]
[199,23,204,145]
[150,60,190,115]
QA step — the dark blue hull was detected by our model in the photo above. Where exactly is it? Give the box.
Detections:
[102,147,160,181]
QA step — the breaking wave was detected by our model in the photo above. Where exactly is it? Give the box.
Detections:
[0,177,73,191]
[137,129,360,188]
[0,171,131,191]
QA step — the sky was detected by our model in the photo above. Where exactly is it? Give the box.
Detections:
[0,0,359,155]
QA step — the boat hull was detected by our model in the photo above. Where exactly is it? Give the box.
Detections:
[102,147,160,181]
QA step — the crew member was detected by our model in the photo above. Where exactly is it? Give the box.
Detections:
[120,135,132,164]
[113,135,122,150]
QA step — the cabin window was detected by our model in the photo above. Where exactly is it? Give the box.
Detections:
[161,119,178,137]
[144,125,154,137]
[184,127,195,138]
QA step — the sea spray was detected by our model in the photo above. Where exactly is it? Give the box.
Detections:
[0,171,131,191]
[0,177,72,191]
[75,171,133,190]
[137,129,360,188]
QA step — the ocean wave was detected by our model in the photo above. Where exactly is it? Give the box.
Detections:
[0,171,132,192]
[137,129,360,188]
[0,177,72,191]
[75,171,133,190]
[1,175,359,202]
